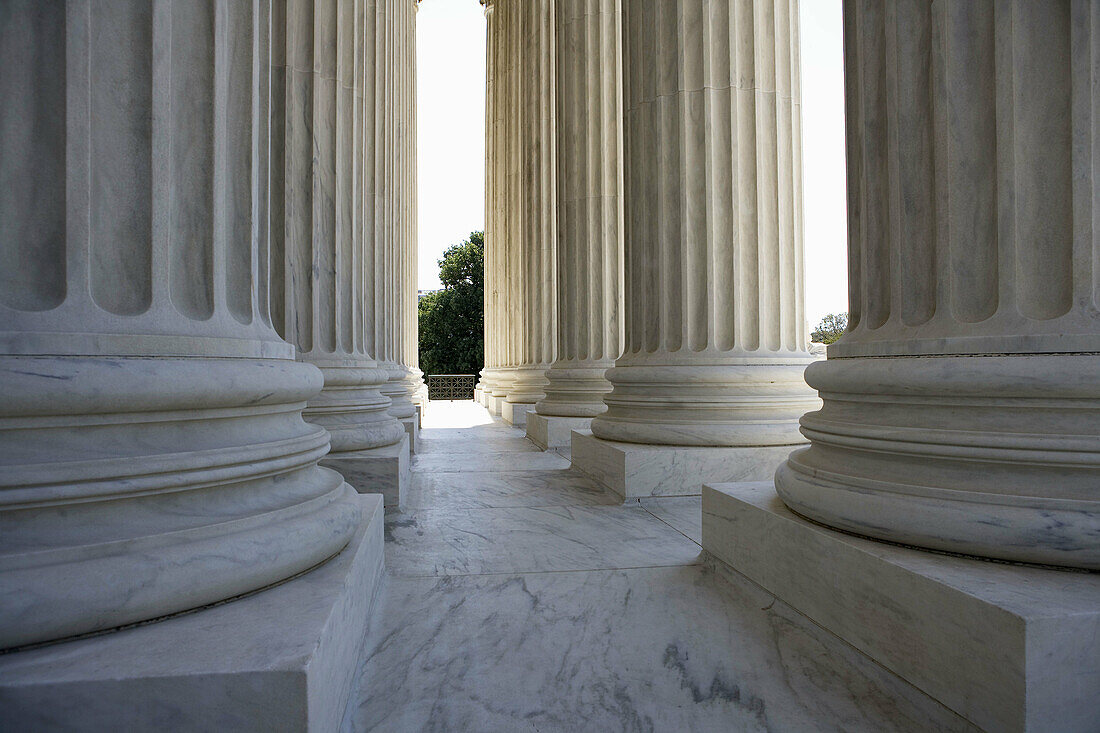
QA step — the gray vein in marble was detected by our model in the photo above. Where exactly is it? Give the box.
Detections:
[341,565,975,733]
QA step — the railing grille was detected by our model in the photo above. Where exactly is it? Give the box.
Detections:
[427,374,476,401]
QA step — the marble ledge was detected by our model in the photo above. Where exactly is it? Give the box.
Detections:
[525,412,593,450]
[702,481,1100,733]
[322,435,410,508]
[0,494,386,733]
[570,429,797,499]
[399,416,419,454]
[501,401,535,428]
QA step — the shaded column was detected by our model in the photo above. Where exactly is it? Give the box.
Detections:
[776,0,1100,569]
[502,0,556,428]
[276,0,406,463]
[0,0,360,649]
[529,0,622,448]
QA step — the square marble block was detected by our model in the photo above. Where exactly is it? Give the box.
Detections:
[0,494,386,733]
[570,429,796,498]
[399,416,419,453]
[501,401,534,427]
[702,482,1100,733]
[525,413,593,450]
[487,395,504,416]
[414,403,423,429]
[322,435,410,508]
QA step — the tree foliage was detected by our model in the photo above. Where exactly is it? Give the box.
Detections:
[418,232,484,376]
[811,312,848,344]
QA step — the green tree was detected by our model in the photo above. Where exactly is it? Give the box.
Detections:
[418,232,484,376]
[811,312,848,344]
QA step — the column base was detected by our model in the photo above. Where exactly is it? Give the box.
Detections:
[414,403,422,430]
[0,494,386,732]
[570,429,797,499]
[399,417,419,454]
[501,401,535,427]
[321,435,410,508]
[487,394,505,416]
[526,413,593,450]
[702,482,1100,733]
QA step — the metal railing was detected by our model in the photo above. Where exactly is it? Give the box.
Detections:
[427,374,476,401]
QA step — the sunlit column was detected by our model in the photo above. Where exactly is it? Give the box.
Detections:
[776,0,1100,569]
[502,0,556,427]
[537,0,623,419]
[0,0,360,649]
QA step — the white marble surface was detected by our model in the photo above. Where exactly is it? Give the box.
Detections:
[0,494,386,732]
[406,469,617,511]
[572,428,796,498]
[704,482,1100,733]
[335,402,979,732]
[322,435,410,508]
[384,503,702,578]
[525,412,593,450]
[344,565,972,733]
[640,496,703,545]
[412,448,571,474]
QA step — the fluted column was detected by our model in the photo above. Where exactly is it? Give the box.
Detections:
[400,0,424,412]
[501,0,556,426]
[276,0,405,457]
[477,0,499,405]
[537,0,623,418]
[0,1,360,649]
[591,0,818,447]
[485,0,519,413]
[776,0,1100,570]
[376,0,416,422]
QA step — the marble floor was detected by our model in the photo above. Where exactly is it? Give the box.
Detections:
[341,401,975,732]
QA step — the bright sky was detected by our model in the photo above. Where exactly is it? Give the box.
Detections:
[416,0,849,327]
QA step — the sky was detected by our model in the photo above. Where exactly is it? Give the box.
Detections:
[416,0,849,327]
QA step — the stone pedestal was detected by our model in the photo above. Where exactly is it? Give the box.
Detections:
[0,494,386,733]
[703,482,1100,733]
[525,413,592,451]
[400,416,419,454]
[572,430,794,500]
[501,400,535,428]
[322,435,410,508]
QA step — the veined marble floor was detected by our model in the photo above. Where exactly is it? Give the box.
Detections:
[341,401,975,733]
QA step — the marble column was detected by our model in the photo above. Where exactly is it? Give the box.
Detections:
[476,0,498,407]
[274,0,409,505]
[0,0,361,649]
[573,0,820,498]
[502,0,556,429]
[776,0,1100,570]
[375,0,418,453]
[484,0,519,416]
[528,0,623,449]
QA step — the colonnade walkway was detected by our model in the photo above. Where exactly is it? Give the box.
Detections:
[339,402,975,732]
